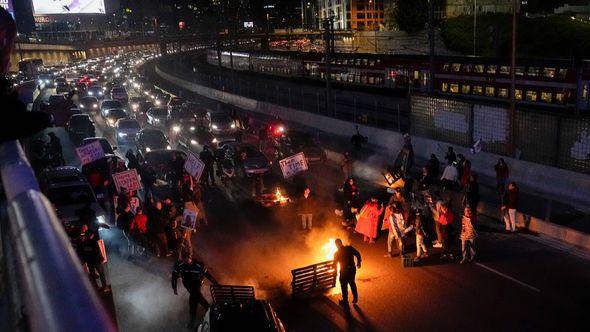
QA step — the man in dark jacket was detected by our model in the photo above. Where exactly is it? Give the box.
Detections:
[77,225,110,293]
[334,238,362,305]
[154,201,171,257]
[116,202,134,256]
[502,182,519,233]
[199,145,216,186]
[298,187,314,230]
[172,252,218,328]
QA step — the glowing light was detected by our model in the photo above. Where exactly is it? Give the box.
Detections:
[322,238,338,261]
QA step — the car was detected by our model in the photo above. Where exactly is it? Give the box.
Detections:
[55,82,70,94]
[141,149,186,182]
[100,99,123,117]
[110,87,128,104]
[153,92,170,107]
[40,166,106,224]
[197,285,285,332]
[167,105,198,134]
[129,96,146,112]
[183,101,209,120]
[47,94,67,106]
[206,111,238,135]
[87,85,105,99]
[115,118,141,145]
[105,108,127,127]
[275,130,327,164]
[38,74,54,87]
[177,128,217,152]
[79,96,99,111]
[167,97,184,109]
[66,114,95,144]
[218,142,271,177]
[146,107,168,128]
[82,137,116,154]
[135,128,171,157]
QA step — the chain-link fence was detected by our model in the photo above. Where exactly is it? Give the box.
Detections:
[411,95,590,174]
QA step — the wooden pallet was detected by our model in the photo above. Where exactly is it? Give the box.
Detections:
[210,284,255,304]
[291,260,337,297]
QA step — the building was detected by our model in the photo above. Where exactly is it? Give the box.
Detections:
[318,0,390,31]
[301,0,319,30]
[445,0,518,18]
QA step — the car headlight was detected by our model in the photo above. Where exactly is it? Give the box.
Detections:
[166,145,172,150]
[93,104,98,108]
[212,138,218,143]
[154,118,159,123]
[45,79,50,84]
[132,103,139,109]
[231,123,236,128]
[173,126,181,133]
[99,91,103,95]
[190,139,198,145]
[279,126,285,133]
[38,80,43,84]
[88,91,93,95]
[80,104,85,108]
[190,126,195,131]
[118,132,127,137]
[108,119,114,125]
[145,147,151,152]
[155,100,161,106]
[211,124,218,129]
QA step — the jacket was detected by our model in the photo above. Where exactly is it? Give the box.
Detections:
[299,194,314,214]
[130,213,148,234]
[438,209,455,226]
[505,187,519,209]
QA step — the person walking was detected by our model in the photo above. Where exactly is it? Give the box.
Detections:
[444,146,456,165]
[463,173,480,212]
[350,126,366,159]
[440,162,459,191]
[460,207,477,264]
[154,201,172,257]
[355,198,383,243]
[116,202,134,257]
[429,191,445,248]
[342,177,360,228]
[385,202,407,257]
[298,187,314,230]
[494,158,509,195]
[438,203,455,260]
[129,206,148,258]
[171,252,218,328]
[413,209,428,262]
[502,182,519,233]
[333,239,361,305]
[427,153,441,180]
[199,145,216,186]
[76,225,110,293]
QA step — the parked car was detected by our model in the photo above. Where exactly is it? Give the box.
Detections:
[82,137,116,154]
[105,108,127,127]
[177,128,217,153]
[47,94,67,106]
[135,128,171,157]
[40,166,105,224]
[115,118,141,145]
[110,87,128,104]
[100,99,123,117]
[218,142,271,177]
[146,107,168,128]
[66,114,95,144]
[141,149,186,182]
[79,96,99,111]
[55,82,70,94]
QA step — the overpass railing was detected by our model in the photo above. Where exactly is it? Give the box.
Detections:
[0,140,116,332]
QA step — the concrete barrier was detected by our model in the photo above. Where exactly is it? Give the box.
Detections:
[155,64,590,249]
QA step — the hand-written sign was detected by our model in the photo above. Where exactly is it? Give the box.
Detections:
[184,152,205,180]
[279,152,308,178]
[112,169,142,193]
[75,140,105,166]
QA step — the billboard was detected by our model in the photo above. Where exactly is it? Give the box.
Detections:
[32,0,106,15]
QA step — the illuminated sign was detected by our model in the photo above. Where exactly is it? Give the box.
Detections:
[32,0,106,15]
[243,21,254,28]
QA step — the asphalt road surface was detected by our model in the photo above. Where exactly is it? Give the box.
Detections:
[32,67,590,332]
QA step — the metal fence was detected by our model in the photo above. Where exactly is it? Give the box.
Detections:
[410,95,590,174]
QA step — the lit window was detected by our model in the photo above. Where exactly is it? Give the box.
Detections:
[369,59,375,66]
[583,84,589,100]
[368,76,375,84]
[473,86,483,95]
[528,67,539,77]
[526,90,537,101]
[543,68,555,78]
[463,64,472,72]
[499,66,510,75]
[414,71,419,79]
[541,92,552,102]
[462,85,471,94]
[485,86,495,96]
[515,89,523,100]
[441,82,448,92]
[558,69,568,79]
[443,64,450,71]
[474,65,484,73]
[450,84,459,93]
[515,67,525,76]
[556,93,564,103]
[487,65,497,74]
[499,88,508,98]
[451,63,461,72]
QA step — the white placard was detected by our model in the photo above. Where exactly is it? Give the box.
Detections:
[278,152,308,178]
[181,209,198,230]
[112,169,142,193]
[75,141,105,166]
[184,152,205,180]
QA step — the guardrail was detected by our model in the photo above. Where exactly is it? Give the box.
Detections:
[0,140,116,332]
[291,260,337,297]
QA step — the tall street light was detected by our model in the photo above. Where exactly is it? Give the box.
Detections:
[509,0,517,156]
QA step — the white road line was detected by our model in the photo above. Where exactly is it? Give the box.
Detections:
[475,263,541,293]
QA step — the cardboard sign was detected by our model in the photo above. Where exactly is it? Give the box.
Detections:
[278,152,308,178]
[184,152,205,180]
[75,141,105,166]
[112,169,142,193]
[181,209,198,230]
[130,197,140,214]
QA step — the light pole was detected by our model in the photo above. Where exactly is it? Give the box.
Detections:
[428,0,435,94]
[323,16,334,115]
[473,0,477,55]
[508,0,517,156]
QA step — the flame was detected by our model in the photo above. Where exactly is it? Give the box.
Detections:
[322,238,338,261]
[275,188,289,204]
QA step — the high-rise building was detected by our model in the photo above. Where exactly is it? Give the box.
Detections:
[301,0,319,30]
[317,0,389,31]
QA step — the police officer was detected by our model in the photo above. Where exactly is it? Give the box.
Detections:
[171,252,218,328]
[333,238,362,306]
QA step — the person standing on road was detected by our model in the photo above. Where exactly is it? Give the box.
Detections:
[199,145,216,186]
[355,197,383,243]
[385,202,407,257]
[350,126,366,159]
[413,209,428,262]
[463,173,480,212]
[154,201,172,257]
[445,146,457,165]
[116,202,134,257]
[460,207,477,264]
[172,252,218,328]
[333,239,361,305]
[438,203,455,260]
[494,158,510,196]
[126,149,139,170]
[427,153,441,180]
[502,182,519,233]
[342,178,360,228]
[76,225,110,293]
[298,187,314,230]
[429,191,445,249]
[47,132,65,166]
[440,162,459,191]
[129,206,148,258]
[340,152,352,183]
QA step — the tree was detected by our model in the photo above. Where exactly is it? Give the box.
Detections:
[394,0,428,33]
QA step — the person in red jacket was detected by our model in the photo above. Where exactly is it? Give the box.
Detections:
[502,182,519,233]
[438,203,455,260]
[130,207,148,258]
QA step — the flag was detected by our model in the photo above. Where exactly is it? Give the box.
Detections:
[470,138,482,154]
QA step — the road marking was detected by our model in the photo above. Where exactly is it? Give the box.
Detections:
[475,263,541,293]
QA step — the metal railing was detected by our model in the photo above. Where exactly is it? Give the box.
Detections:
[0,140,116,332]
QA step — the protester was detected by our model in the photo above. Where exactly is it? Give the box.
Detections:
[342,177,360,228]
[427,153,441,180]
[47,132,65,166]
[355,197,383,243]
[502,182,519,233]
[463,173,480,212]
[445,146,457,165]
[116,202,134,257]
[460,158,472,189]
[171,252,218,328]
[333,239,361,305]
[199,145,216,186]
[440,162,459,190]
[429,191,445,248]
[76,225,110,293]
[129,206,148,258]
[385,202,407,257]
[413,209,428,262]
[154,201,172,257]
[298,187,314,230]
[494,158,510,195]
[460,207,477,264]
[350,126,366,159]
[417,166,433,194]
[340,152,352,183]
[438,203,455,260]
[126,149,139,170]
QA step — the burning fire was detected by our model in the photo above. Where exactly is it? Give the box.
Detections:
[275,188,289,204]
[322,238,338,261]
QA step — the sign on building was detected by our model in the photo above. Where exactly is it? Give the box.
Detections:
[75,140,105,166]
[112,169,142,193]
[279,152,308,178]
